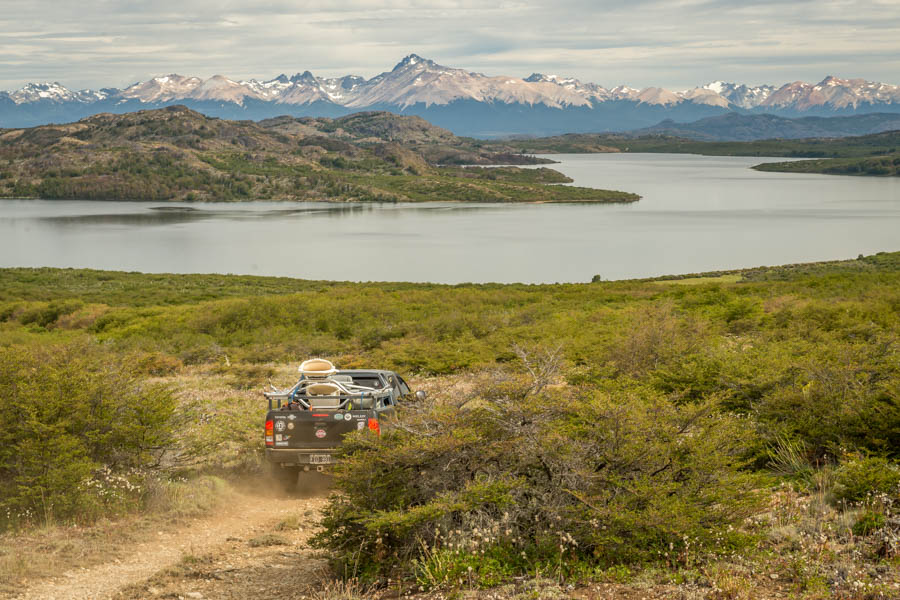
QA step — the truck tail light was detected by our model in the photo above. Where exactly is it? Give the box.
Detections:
[265,419,274,446]
[367,418,380,435]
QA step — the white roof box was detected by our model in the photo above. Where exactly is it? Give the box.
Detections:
[298,358,337,378]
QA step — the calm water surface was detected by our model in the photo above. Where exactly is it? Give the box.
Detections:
[1,153,898,283]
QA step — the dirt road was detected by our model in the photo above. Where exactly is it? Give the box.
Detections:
[8,480,786,600]
[13,490,327,600]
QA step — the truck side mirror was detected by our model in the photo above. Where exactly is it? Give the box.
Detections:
[415,390,427,401]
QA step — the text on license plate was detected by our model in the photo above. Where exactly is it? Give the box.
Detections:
[309,454,333,465]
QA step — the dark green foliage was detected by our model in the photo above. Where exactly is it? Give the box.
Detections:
[753,154,900,176]
[753,340,900,459]
[833,456,900,504]
[313,383,761,584]
[0,268,342,306]
[17,299,84,328]
[0,343,177,528]
[443,166,572,184]
[852,511,886,536]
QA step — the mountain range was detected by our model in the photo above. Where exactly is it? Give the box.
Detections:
[3,54,900,136]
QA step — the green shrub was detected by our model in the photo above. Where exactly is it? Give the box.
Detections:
[18,299,84,328]
[414,544,526,589]
[313,383,762,586]
[605,301,709,377]
[833,456,900,504]
[852,510,886,536]
[0,341,178,529]
[753,340,900,459]
[134,352,183,376]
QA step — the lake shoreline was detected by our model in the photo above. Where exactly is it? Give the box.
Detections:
[2,153,897,283]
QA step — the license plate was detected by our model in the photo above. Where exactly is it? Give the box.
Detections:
[309,454,333,465]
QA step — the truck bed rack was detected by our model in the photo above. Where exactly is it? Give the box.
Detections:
[264,375,391,411]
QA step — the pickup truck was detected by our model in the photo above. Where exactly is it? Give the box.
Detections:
[263,361,421,490]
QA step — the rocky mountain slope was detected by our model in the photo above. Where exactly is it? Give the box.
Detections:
[260,111,558,165]
[2,55,898,136]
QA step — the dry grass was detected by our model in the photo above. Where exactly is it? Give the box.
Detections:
[248,533,289,547]
[0,514,150,595]
[302,578,376,600]
[651,274,743,286]
[0,475,232,597]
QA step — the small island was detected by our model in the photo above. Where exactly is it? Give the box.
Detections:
[752,154,900,176]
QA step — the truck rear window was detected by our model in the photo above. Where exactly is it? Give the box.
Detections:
[352,375,383,389]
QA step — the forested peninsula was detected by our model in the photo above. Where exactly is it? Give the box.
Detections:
[0,106,638,203]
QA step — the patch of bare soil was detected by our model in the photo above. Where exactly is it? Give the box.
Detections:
[10,485,326,600]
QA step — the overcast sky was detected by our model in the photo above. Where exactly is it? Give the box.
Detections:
[2,0,898,91]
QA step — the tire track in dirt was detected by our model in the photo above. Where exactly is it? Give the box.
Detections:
[12,491,326,600]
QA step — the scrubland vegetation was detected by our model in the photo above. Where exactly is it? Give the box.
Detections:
[0,107,637,203]
[1,252,899,597]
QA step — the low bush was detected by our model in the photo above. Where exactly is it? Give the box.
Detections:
[833,456,900,504]
[852,511,886,536]
[134,351,184,376]
[17,299,84,328]
[0,342,178,529]
[314,377,762,586]
[753,339,900,459]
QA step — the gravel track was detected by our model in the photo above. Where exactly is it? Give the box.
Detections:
[13,491,325,600]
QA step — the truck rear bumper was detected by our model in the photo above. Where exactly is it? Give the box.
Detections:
[266,448,337,466]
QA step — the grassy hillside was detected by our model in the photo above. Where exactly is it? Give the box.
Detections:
[1,252,900,596]
[0,106,636,203]
[1,252,899,595]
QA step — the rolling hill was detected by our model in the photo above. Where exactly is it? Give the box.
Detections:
[0,106,637,203]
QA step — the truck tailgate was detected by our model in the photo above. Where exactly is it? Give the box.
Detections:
[268,409,372,449]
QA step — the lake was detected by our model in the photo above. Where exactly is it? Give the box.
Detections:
[1,153,898,283]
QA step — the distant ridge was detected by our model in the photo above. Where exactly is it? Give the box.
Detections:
[2,55,899,136]
[631,112,900,141]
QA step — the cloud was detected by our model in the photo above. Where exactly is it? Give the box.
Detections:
[0,0,897,90]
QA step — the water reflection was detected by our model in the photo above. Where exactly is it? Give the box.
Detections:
[38,211,215,227]
[31,201,506,231]
[31,202,382,227]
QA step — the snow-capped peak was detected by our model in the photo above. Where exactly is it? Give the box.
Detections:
[3,56,899,115]
[703,81,728,95]
[392,54,439,72]
[10,82,78,104]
